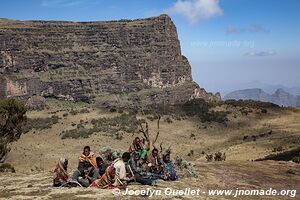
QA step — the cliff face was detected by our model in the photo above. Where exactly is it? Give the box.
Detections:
[0,15,220,107]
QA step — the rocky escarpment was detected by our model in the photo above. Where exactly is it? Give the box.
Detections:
[0,15,220,107]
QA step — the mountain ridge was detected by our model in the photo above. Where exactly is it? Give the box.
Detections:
[224,88,300,107]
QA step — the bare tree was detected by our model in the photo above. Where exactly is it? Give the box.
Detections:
[138,116,161,150]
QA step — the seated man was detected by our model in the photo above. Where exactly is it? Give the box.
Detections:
[53,158,69,187]
[128,137,148,160]
[113,152,134,186]
[90,165,116,188]
[128,152,160,185]
[146,148,163,174]
[162,153,178,181]
[96,156,109,178]
[72,146,99,187]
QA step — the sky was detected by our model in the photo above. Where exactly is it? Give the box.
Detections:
[1,0,299,95]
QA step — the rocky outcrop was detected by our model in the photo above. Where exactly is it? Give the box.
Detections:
[224,88,299,107]
[0,15,220,107]
[271,89,297,107]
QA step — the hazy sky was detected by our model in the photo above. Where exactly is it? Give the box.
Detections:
[1,0,299,94]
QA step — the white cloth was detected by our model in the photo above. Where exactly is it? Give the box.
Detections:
[112,158,129,185]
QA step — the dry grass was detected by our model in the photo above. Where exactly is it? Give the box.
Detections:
[2,103,299,199]
[4,103,300,173]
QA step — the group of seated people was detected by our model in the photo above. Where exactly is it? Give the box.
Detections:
[53,137,177,188]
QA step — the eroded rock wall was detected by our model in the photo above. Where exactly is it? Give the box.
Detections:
[0,15,220,106]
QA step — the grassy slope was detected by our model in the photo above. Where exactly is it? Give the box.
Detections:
[4,102,300,172]
[1,101,299,199]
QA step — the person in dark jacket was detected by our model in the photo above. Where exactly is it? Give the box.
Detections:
[96,156,109,178]
[146,148,163,174]
[128,152,160,185]
[72,146,99,187]
[162,153,177,181]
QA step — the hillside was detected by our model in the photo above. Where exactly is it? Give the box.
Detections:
[1,99,299,199]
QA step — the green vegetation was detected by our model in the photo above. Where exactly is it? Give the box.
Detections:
[205,152,226,162]
[164,117,173,123]
[223,99,280,109]
[0,163,15,173]
[0,98,27,163]
[242,130,273,142]
[173,156,198,178]
[61,126,92,139]
[69,108,90,115]
[292,156,300,164]
[61,113,140,139]
[256,147,300,162]
[139,98,282,124]
[46,98,89,109]
[142,99,228,123]
[22,116,59,133]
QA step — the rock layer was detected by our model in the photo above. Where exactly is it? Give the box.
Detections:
[0,15,220,107]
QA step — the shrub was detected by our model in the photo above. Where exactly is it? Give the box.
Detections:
[109,107,117,112]
[144,99,228,123]
[206,152,226,162]
[76,123,84,129]
[214,152,226,161]
[61,113,139,139]
[117,109,124,114]
[173,156,198,178]
[292,157,300,164]
[79,108,90,114]
[205,154,213,162]
[224,99,280,109]
[22,115,59,133]
[272,146,284,152]
[199,110,228,123]
[261,108,268,114]
[70,109,79,115]
[90,113,139,135]
[187,150,194,156]
[61,127,93,139]
[0,163,15,173]
[255,148,300,162]
[0,98,27,163]
[182,99,210,117]
[164,117,173,123]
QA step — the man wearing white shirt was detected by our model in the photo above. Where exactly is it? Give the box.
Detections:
[113,152,133,186]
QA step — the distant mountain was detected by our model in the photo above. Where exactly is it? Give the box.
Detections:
[224,88,300,107]
[217,81,300,97]
[261,85,300,96]
[286,86,300,96]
